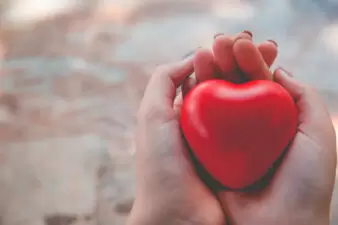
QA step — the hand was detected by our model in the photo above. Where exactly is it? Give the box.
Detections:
[195,34,336,225]
[218,68,337,225]
[127,55,224,225]
[127,31,278,225]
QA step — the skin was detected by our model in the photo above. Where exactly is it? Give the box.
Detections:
[127,32,337,225]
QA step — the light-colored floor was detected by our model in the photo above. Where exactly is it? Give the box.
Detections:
[0,0,337,224]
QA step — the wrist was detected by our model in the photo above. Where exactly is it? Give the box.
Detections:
[127,210,192,225]
[127,198,223,225]
[126,204,196,225]
[126,200,182,225]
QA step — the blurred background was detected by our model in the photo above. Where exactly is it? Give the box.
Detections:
[0,0,337,224]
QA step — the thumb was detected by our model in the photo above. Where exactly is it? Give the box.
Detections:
[274,67,336,146]
[135,58,196,196]
[272,68,336,209]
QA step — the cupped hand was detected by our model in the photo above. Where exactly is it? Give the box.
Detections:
[219,68,336,225]
[128,56,224,225]
[127,31,278,225]
[195,33,336,225]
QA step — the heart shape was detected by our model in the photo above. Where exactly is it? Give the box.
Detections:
[180,80,298,190]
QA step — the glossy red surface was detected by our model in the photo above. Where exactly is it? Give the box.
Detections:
[181,79,298,189]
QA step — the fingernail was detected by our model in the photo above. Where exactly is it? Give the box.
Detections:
[234,31,253,42]
[243,30,253,37]
[277,66,293,77]
[214,33,224,39]
[268,40,278,47]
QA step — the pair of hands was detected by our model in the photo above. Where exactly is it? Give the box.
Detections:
[127,32,337,225]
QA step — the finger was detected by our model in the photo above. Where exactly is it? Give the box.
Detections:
[182,75,197,97]
[194,48,217,83]
[273,68,336,206]
[213,35,236,81]
[233,30,253,42]
[234,39,273,80]
[138,57,194,122]
[214,31,252,45]
[213,32,253,83]
[173,91,183,115]
[136,58,195,180]
[178,75,197,118]
[146,57,194,100]
[257,40,278,67]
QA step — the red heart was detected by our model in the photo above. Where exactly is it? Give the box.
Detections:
[180,79,298,190]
